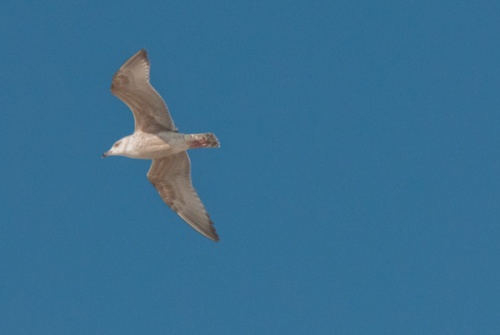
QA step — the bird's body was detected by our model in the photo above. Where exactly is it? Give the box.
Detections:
[103,49,220,241]
[108,131,217,160]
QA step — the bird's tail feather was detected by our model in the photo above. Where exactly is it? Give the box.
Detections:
[189,133,220,148]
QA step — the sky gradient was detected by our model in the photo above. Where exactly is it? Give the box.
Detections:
[1,1,500,334]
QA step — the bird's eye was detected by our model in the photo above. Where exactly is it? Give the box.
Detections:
[114,142,120,148]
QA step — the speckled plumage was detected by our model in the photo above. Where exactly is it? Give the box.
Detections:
[103,49,220,241]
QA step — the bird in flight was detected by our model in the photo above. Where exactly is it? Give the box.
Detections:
[102,49,220,241]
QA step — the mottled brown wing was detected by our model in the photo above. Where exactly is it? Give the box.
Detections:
[147,152,219,241]
[111,49,176,133]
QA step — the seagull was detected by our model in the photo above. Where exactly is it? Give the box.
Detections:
[102,49,220,241]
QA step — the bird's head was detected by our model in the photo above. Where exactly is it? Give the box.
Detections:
[102,138,128,158]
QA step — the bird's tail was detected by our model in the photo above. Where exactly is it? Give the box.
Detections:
[189,133,220,149]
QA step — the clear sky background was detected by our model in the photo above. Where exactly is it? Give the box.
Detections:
[1,1,499,334]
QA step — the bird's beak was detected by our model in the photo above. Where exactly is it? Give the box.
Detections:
[101,151,109,158]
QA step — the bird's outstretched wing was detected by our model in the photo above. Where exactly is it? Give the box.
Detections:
[111,49,176,133]
[147,152,219,241]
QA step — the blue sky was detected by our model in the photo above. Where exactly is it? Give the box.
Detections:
[1,0,499,334]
